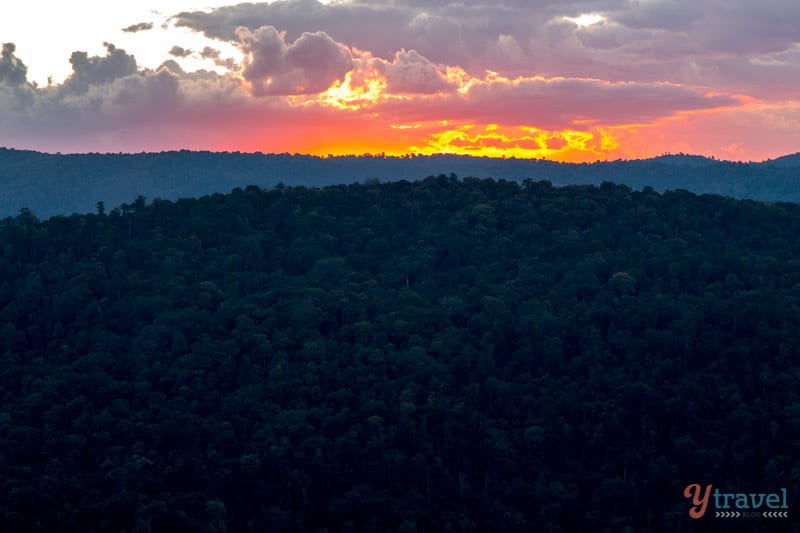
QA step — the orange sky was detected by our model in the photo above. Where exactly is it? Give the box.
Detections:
[1,1,800,162]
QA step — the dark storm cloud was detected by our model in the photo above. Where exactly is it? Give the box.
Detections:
[122,22,154,33]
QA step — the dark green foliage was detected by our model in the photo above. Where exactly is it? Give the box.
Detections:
[1,177,799,532]
[4,147,800,219]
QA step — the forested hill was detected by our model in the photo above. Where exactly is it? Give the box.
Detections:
[3,147,800,218]
[2,177,799,531]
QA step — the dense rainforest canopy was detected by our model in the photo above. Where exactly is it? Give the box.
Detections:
[1,176,799,531]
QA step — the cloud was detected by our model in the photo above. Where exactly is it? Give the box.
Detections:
[75,68,181,121]
[230,24,457,98]
[173,0,800,93]
[199,46,239,70]
[60,43,138,95]
[0,31,757,161]
[374,49,457,94]
[372,74,741,130]
[612,0,800,56]
[0,42,241,150]
[172,0,625,75]
[0,43,37,115]
[0,39,372,155]
[173,0,490,71]
[0,43,29,87]
[0,51,372,155]
[169,46,193,58]
[1,1,799,162]
[122,22,154,33]
[200,46,221,60]
[236,25,353,95]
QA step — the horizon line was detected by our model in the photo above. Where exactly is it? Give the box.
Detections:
[1,146,796,165]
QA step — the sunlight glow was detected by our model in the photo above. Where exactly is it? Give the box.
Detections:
[295,69,388,110]
[565,13,605,27]
[409,124,616,162]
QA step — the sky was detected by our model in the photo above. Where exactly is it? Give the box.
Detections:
[1,0,799,162]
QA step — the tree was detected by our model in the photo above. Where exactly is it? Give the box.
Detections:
[608,271,636,295]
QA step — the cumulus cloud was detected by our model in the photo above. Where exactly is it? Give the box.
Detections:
[1,0,798,161]
[229,23,455,99]
[169,46,193,58]
[372,49,457,94]
[173,0,491,70]
[73,68,181,121]
[61,43,138,95]
[173,0,800,91]
[0,26,755,159]
[201,46,221,60]
[122,22,154,33]
[236,25,353,95]
[0,43,37,115]
[172,0,620,74]
[0,41,360,154]
[0,43,29,87]
[0,42,247,151]
[198,46,239,70]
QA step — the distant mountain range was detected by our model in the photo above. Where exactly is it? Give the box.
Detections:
[756,152,800,168]
[2,147,800,219]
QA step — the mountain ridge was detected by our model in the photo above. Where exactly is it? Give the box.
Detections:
[3,147,800,219]
[757,152,800,167]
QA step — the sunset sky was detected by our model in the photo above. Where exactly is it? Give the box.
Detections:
[1,0,799,162]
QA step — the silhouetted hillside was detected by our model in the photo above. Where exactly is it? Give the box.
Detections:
[757,152,800,168]
[1,178,798,531]
[648,154,719,167]
[3,147,800,218]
